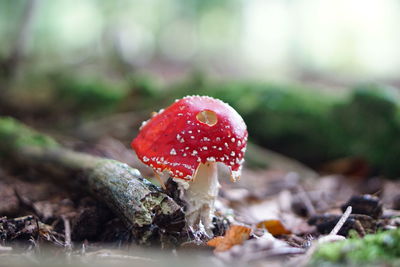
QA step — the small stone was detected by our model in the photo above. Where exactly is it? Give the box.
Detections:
[291,199,309,217]
[341,194,382,219]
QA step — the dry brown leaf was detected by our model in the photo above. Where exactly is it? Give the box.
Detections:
[256,220,291,235]
[207,225,251,252]
[206,236,224,247]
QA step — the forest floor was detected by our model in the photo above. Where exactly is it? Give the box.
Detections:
[1,124,400,267]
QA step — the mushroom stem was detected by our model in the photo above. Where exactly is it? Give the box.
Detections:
[176,162,220,235]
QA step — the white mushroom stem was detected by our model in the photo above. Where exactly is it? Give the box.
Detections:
[175,162,220,235]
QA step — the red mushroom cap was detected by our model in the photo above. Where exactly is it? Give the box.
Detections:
[132,96,248,181]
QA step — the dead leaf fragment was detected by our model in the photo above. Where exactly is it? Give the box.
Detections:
[207,225,251,252]
[256,220,291,235]
[206,236,224,247]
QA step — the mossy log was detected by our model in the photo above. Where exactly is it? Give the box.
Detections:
[0,117,184,244]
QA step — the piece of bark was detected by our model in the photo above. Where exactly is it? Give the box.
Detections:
[0,117,185,244]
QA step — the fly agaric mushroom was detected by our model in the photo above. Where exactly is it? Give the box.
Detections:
[132,96,247,233]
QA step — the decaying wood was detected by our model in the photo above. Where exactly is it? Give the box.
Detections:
[0,117,185,243]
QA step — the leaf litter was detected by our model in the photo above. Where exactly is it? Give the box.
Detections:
[1,141,400,266]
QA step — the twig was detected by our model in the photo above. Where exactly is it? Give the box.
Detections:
[330,206,352,235]
[62,215,72,251]
[354,219,366,237]
[288,206,353,267]
[297,185,316,216]
[34,216,40,242]
[81,243,86,255]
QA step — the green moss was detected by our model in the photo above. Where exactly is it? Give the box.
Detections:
[312,228,400,266]
[0,117,59,154]
[53,76,126,115]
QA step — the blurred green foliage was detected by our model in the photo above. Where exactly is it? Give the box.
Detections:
[155,76,400,177]
[52,75,126,115]
[44,74,163,117]
[45,73,400,177]
[311,228,400,266]
[164,75,341,166]
[119,74,163,111]
[1,1,400,180]
[3,68,400,177]
[331,84,400,176]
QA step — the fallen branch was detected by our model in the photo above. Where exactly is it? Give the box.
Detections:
[0,117,184,244]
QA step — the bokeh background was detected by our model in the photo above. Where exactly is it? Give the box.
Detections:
[1,0,400,178]
[2,0,400,82]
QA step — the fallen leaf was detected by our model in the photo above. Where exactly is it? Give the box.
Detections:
[207,225,251,252]
[256,220,291,235]
[206,236,224,247]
